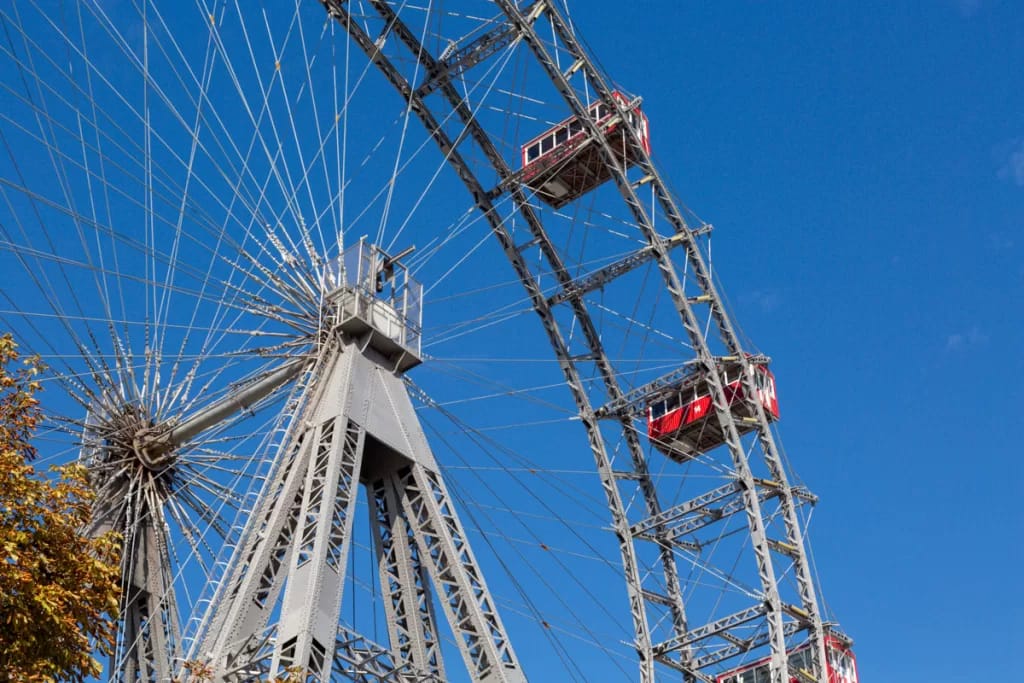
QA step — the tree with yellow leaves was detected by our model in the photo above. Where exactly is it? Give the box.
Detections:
[0,333,121,680]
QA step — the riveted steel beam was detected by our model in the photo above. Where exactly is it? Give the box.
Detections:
[415,22,520,97]
[547,232,687,307]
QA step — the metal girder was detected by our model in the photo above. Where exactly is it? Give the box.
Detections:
[165,360,308,447]
[653,491,759,548]
[394,465,525,682]
[690,620,805,670]
[208,623,442,682]
[546,232,686,307]
[415,21,520,97]
[641,589,676,608]
[630,481,742,538]
[370,478,446,678]
[653,605,767,657]
[272,416,365,679]
[197,410,314,670]
[494,2,829,680]
[637,483,817,550]
[325,4,693,679]
[333,625,444,681]
[657,619,806,673]
[114,513,178,683]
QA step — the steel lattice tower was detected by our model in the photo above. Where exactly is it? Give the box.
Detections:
[194,242,525,682]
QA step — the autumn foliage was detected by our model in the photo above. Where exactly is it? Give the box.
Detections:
[0,334,121,681]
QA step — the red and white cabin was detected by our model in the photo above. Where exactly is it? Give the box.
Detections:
[647,362,779,461]
[716,635,859,683]
[520,91,650,208]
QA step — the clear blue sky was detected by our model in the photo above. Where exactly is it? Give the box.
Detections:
[568,1,1023,680]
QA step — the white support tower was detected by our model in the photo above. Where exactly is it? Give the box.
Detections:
[196,242,526,683]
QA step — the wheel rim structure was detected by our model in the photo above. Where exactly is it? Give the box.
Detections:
[0,2,838,682]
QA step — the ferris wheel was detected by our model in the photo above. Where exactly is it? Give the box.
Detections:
[0,1,856,682]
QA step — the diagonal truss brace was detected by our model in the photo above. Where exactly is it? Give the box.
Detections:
[654,620,806,673]
[416,20,520,97]
[194,332,526,682]
[632,480,818,549]
[691,620,805,670]
[333,625,444,681]
[630,481,742,538]
[212,623,443,682]
[395,464,524,682]
[653,605,767,658]
[370,478,447,678]
[546,232,687,306]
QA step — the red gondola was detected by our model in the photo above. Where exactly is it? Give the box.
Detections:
[647,362,778,461]
[519,91,650,208]
[716,634,859,683]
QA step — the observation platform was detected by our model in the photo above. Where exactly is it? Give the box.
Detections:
[324,240,423,373]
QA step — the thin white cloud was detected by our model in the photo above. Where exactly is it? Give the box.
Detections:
[956,0,985,17]
[741,289,782,314]
[987,232,1014,251]
[945,326,988,351]
[998,139,1024,187]
[955,0,1004,17]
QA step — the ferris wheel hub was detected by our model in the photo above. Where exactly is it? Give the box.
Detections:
[131,425,176,471]
[82,402,171,471]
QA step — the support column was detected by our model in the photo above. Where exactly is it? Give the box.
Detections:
[272,417,365,679]
[370,477,446,678]
[199,331,527,683]
[396,464,526,683]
